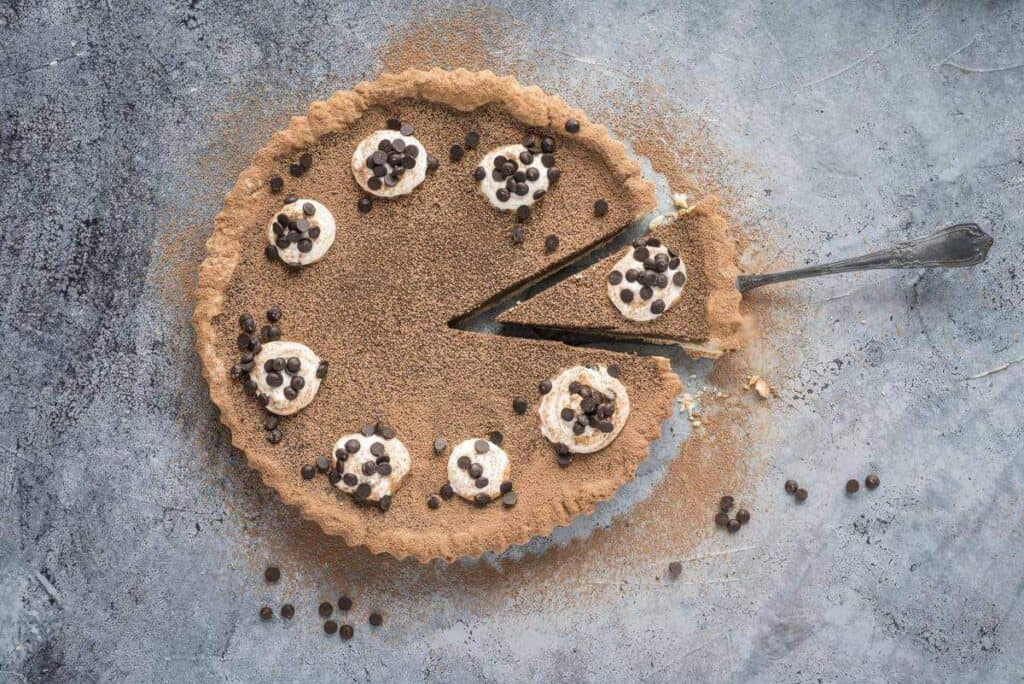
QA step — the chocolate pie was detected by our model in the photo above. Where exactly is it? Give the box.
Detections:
[193,69,738,561]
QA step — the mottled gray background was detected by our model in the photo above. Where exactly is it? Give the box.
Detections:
[2,1,1022,682]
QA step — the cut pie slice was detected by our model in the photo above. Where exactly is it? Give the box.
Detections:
[498,197,743,358]
[194,69,685,562]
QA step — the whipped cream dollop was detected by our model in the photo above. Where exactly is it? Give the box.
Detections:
[249,340,326,416]
[330,426,411,509]
[351,128,428,198]
[538,365,631,454]
[447,438,511,504]
[476,144,552,212]
[607,237,687,322]
[266,198,336,267]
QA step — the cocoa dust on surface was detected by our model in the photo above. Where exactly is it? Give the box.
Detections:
[152,2,806,625]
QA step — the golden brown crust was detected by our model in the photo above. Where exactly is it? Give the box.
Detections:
[194,69,674,562]
[498,196,743,358]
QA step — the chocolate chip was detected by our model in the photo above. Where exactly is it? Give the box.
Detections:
[449,144,464,162]
[714,511,729,527]
[475,477,489,489]
[367,176,382,191]
[516,205,530,222]
[427,494,441,509]
[357,197,373,214]
[427,155,439,171]
[651,300,666,315]
[468,463,483,479]
[784,479,798,494]
[263,414,280,431]
[736,509,750,525]
[502,492,517,507]
[488,430,503,446]
[369,612,383,627]
[565,118,580,133]
[400,123,414,136]
[289,162,303,177]
[267,428,282,444]
[668,561,682,578]
[474,439,490,454]
[607,363,621,378]
[846,479,860,494]
[318,602,333,618]
[526,167,540,181]
[547,167,561,182]
[378,495,392,512]
[316,455,331,472]
[539,379,552,394]
[269,176,284,193]
[512,397,528,414]
[727,519,741,533]
[354,483,371,500]
[316,361,328,379]
[865,473,880,490]
[795,488,809,502]
[673,271,685,286]
[362,461,378,476]
[323,620,338,634]
[339,624,354,640]
[342,473,358,487]
[283,387,297,400]
[540,153,555,168]
[561,407,575,421]
[360,424,375,437]
[290,375,305,391]
[299,153,312,171]
[464,131,479,149]
[264,566,281,583]
[301,464,316,480]
[474,493,491,506]
[544,235,559,252]
[474,166,486,181]
[338,596,352,611]
[440,483,454,500]
[620,289,634,303]
[265,245,279,260]
[328,471,341,484]
[433,437,448,454]
[457,456,471,470]
[281,604,294,619]
[541,136,555,153]
[386,118,401,130]
[259,606,273,620]
[556,452,573,468]
[377,462,392,476]
[608,270,623,285]
[639,286,653,301]
[594,199,608,216]
[719,496,734,512]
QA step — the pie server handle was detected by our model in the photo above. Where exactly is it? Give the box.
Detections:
[736,223,993,293]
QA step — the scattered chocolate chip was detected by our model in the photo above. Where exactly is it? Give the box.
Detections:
[386,118,401,130]
[400,123,414,136]
[301,464,316,480]
[539,379,552,394]
[339,624,354,640]
[427,494,441,509]
[474,439,490,454]
[556,452,573,468]
[440,483,455,500]
[264,244,279,260]
[516,205,530,222]
[316,361,328,379]
[736,509,750,525]
[488,430,503,446]
[784,479,798,494]
[449,144,464,162]
[865,473,880,490]
[368,612,383,627]
[289,162,303,177]
[269,176,284,193]
[727,518,741,533]
[426,155,439,172]
[474,166,486,181]
[360,424,376,437]
[510,225,525,244]
[512,397,528,414]
[323,620,338,634]
[264,414,280,431]
[267,429,282,444]
[502,491,518,507]
[846,479,860,494]
[719,495,734,512]
[338,596,352,611]
[378,495,392,512]
[281,604,294,619]
[594,199,609,217]
[714,511,729,527]
[544,235,559,252]
[433,437,448,454]
[547,167,561,182]
[668,561,682,578]
[357,197,372,213]
[318,601,333,618]
[651,300,666,315]
[474,493,491,506]
[264,566,281,583]
[541,136,556,153]
[259,606,273,620]
[500,481,513,494]
[299,153,312,171]
[464,131,479,149]
[607,363,621,378]
[795,488,809,502]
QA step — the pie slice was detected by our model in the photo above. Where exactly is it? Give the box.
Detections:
[498,197,743,358]
[195,69,684,562]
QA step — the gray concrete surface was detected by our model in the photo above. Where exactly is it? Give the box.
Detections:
[2,1,1023,681]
